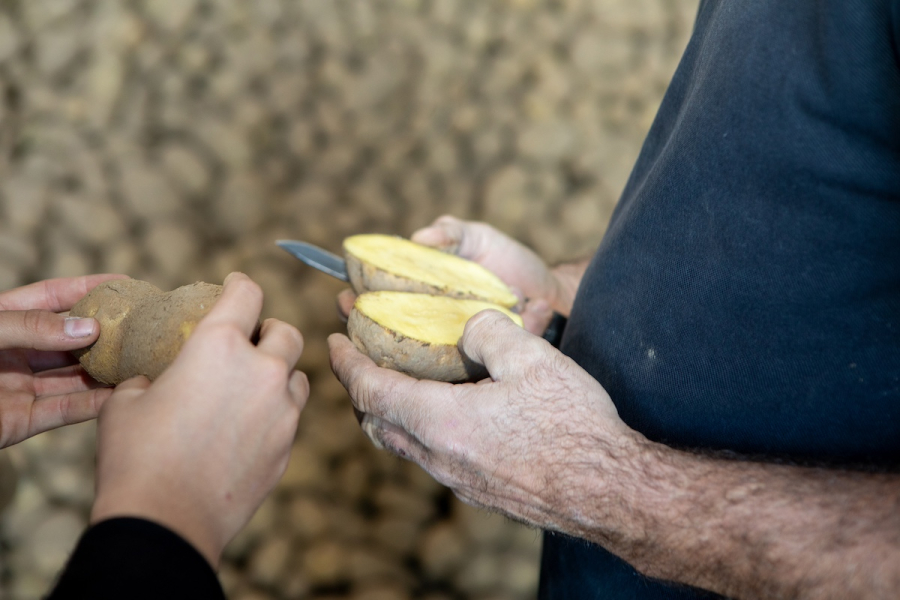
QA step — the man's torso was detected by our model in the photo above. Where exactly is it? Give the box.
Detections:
[541,1,900,597]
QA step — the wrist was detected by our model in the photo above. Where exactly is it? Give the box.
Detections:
[572,433,739,585]
[548,258,590,316]
[557,430,688,566]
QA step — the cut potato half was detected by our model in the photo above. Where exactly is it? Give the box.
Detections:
[343,234,518,308]
[348,291,523,382]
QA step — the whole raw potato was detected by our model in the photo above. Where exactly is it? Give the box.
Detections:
[69,279,223,385]
[347,291,523,383]
[343,234,519,308]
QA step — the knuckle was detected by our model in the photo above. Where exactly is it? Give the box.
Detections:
[20,309,58,346]
[241,277,264,302]
[465,309,505,337]
[283,322,305,349]
[257,318,274,337]
[258,353,291,381]
[194,322,247,357]
[517,347,566,393]
[292,374,310,406]
[349,373,388,416]
[264,318,304,347]
[58,395,74,425]
[210,322,245,346]
[517,333,553,365]
[22,309,51,335]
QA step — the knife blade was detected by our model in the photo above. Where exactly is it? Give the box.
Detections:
[276,240,349,282]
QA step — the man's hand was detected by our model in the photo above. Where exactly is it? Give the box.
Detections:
[331,306,900,600]
[89,273,309,569]
[329,308,631,525]
[411,216,566,333]
[0,274,129,448]
[337,215,590,335]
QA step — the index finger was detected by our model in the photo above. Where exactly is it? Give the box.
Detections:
[327,332,450,435]
[195,272,263,339]
[0,275,129,312]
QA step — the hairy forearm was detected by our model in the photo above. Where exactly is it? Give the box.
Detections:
[563,434,900,599]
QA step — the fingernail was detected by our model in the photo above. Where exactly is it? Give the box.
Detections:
[361,416,386,450]
[65,317,95,338]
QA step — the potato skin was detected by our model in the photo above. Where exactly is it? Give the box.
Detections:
[346,256,472,300]
[70,280,223,384]
[347,307,487,383]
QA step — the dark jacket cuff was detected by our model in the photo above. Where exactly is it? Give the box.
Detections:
[47,517,225,600]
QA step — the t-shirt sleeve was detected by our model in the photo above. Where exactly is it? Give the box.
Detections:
[46,517,225,600]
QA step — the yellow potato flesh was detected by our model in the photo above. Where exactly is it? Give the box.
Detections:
[344,234,518,308]
[355,291,523,346]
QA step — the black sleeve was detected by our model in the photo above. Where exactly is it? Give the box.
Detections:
[46,517,226,600]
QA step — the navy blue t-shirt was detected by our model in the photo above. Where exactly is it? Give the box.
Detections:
[540,1,900,598]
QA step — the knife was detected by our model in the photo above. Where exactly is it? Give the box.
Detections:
[276,239,349,282]
[275,239,567,347]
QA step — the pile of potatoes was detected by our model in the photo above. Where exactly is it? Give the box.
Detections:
[70,234,521,385]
